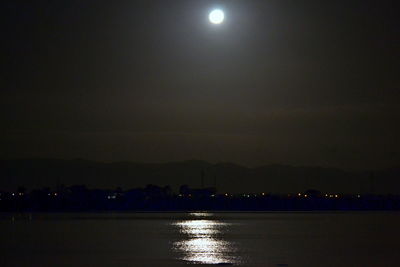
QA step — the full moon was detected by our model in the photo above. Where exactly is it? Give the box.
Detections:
[209,9,224,24]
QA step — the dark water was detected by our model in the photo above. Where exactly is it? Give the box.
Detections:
[1,212,400,266]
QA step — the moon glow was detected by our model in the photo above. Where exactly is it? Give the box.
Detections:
[209,9,224,24]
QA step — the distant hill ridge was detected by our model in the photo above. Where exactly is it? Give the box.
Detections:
[0,159,399,194]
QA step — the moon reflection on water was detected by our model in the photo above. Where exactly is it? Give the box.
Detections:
[172,213,240,265]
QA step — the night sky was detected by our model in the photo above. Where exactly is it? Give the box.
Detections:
[1,0,399,170]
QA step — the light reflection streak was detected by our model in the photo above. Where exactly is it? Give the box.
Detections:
[172,213,239,265]
[189,212,214,218]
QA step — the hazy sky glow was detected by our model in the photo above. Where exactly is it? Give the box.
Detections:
[1,0,399,170]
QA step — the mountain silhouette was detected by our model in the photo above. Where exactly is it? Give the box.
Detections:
[0,159,399,194]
